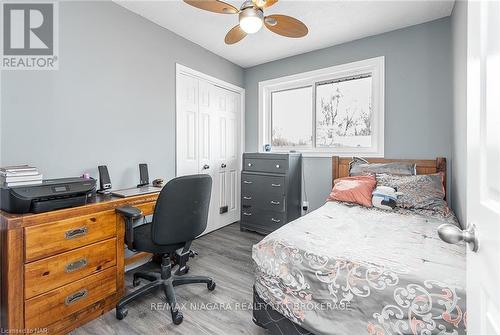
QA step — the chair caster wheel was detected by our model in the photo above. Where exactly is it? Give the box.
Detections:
[116,308,128,320]
[132,278,140,287]
[172,310,183,325]
[207,281,216,291]
[176,266,189,276]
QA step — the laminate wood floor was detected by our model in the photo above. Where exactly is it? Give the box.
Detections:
[72,223,269,335]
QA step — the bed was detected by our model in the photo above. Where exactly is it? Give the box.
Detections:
[251,157,466,335]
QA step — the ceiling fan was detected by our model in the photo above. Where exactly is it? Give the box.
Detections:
[183,0,308,44]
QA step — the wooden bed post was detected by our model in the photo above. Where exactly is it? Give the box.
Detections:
[332,156,340,188]
[436,157,447,200]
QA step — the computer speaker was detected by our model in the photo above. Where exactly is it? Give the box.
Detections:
[98,165,112,194]
[138,163,149,187]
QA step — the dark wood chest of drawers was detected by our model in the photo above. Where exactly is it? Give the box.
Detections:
[240,153,302,234]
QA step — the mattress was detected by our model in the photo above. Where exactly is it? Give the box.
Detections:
[252,201,467,335]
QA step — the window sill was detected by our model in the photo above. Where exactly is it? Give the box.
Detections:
[259,150,385,158]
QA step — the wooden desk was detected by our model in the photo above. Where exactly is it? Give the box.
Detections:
[0,193,159,334]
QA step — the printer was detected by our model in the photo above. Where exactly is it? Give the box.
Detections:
[1,177,96,214]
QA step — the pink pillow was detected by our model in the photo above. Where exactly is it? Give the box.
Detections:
[327,175,377,207]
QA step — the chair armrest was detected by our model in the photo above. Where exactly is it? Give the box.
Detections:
[116,205,144,250]
[116,205,143,219]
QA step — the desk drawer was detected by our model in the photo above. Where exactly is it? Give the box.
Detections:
[25,238,117,299]
[25,267,117,329]
[25,211,117,262]
[135,201,156,216]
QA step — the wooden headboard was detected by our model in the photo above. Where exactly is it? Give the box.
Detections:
[332,156,447,196]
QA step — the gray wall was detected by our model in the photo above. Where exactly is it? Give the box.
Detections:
[451,0,467,227]
[0,1,244,189]
[1,3,457,217]
[244,18,453,212]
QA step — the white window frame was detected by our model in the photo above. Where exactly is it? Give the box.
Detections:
[258,56,385,157]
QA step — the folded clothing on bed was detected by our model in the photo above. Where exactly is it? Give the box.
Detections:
[252,201,466,335]
[376,173,448,212]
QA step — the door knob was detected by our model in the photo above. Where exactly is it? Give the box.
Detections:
[202,164,210,170]
[438,223,479,252]
[221,163,227,168]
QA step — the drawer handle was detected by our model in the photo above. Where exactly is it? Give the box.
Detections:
[270,201,280,205]
[65,289,88,306]
[243,196,252,200]
[65,258,88,273]
[89,217,97,222]
[271,184,281,187]
[65,227,88,240]
[247,163,253,167]
[276,164,280,168]
[243,181,253,184]
[243,212,252,216]
[271,218,281,223]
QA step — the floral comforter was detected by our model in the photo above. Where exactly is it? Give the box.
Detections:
[252,201,466,335]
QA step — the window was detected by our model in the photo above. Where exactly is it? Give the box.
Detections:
[271,87,312,147]
[259,57,384,157]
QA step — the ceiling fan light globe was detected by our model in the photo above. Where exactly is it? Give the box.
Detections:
[240,16,263,33]
[239,8,263,34]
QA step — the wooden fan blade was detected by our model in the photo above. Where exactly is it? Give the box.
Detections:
[252,0,278,9]
[264,14,308,38]
[184,0,239,14]
[225,25,247,44]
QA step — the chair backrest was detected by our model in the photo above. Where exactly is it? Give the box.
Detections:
[151,174,212,246]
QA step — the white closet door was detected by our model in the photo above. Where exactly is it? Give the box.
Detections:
[199,81,219,233]
[177,71,242,235]
[176,74,199,176]
[215,88,240,226]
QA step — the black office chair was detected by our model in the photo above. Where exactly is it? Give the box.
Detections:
[114,174,215,325]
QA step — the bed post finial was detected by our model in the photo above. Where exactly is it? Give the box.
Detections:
[436,157,446,175]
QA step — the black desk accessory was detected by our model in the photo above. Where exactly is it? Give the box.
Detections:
[152,178,164,188]
[1,177,96,214]
[137,163,149,187]
[98,165,112,195]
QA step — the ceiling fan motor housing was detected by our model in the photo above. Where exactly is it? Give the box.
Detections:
[241,0,257,10]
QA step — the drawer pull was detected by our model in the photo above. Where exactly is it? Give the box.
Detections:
[247,163,253,167]
[243,196,252,200]
[271,218,281,223]
[65,227,88,240]
[243,181,253,184]
[65,258,88,273]
[276,164,280,168]
[271,184,281,187]
[243,212,252,216]
[89,217,97,222]
[270,201,280,205]
[65,289,88,306]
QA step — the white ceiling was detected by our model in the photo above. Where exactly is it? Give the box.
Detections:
[115,0,455,68]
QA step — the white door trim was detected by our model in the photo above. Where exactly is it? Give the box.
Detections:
[175,63,246,177]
